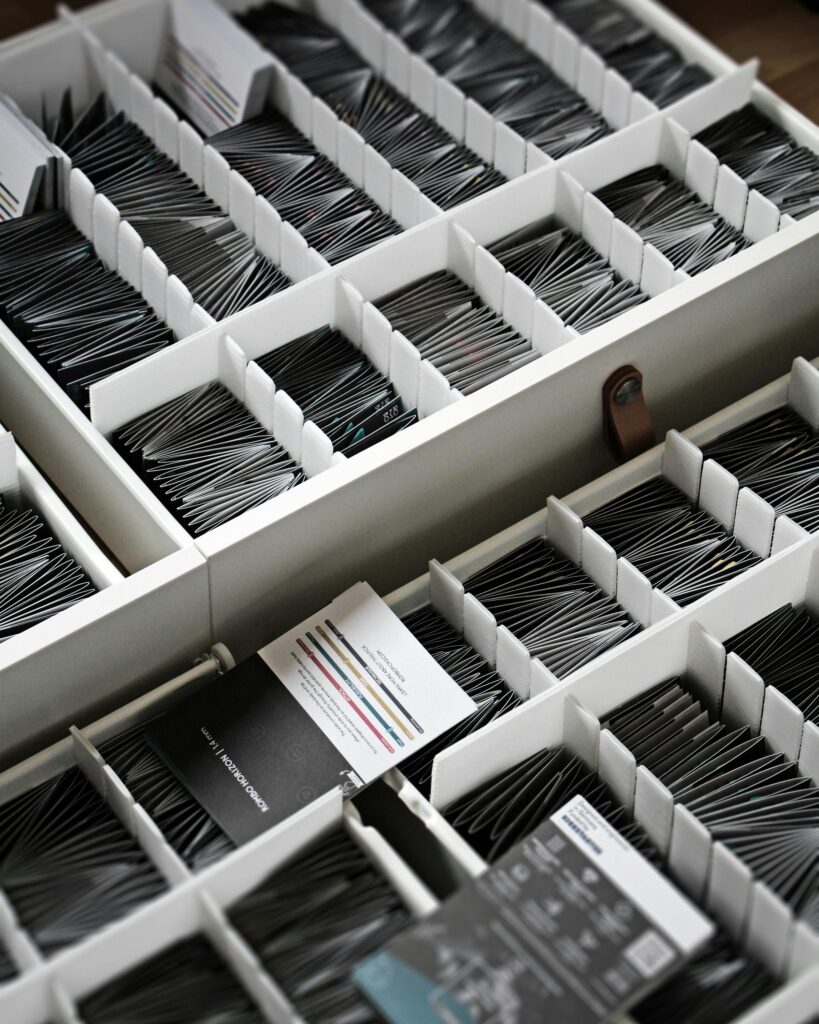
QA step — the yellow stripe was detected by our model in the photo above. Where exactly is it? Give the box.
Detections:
[316,626,414,741]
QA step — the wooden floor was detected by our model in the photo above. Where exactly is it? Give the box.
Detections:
[1,1,818,120]
[667,0,819,121]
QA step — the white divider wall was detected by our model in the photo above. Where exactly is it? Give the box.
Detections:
[70,0,486,228]
[0,429,210,771]
[6,558,816,1022]
[0,706,437,1024]
[0,0,814,741]
[669,65,819,238]
[0,145,815,702]
[89,328,337,495]
[390,647,819,1019]
[0,539,210,772]
[405,543,819,994]
[188,209,819,661]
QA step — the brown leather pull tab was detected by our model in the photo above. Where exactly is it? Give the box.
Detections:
[603,365,655,462]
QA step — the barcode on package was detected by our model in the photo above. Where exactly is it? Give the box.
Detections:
[625,930,676,979]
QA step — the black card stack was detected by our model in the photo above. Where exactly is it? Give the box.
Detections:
[375,270,538,393]
[99,722,234,872]
[701,405,819,533]
[80,936,265,1024]
[0,942,15,984]
[399,605,522,795]
[462,537,641,676]
[0,496,96,641]
[255,325,418,457]
[696,104,819,221]
[0,210,173,410]
[112,382,306,536]
[537,0,713,106]
[0,766,166,956]
[489,217,648,332]
[229,826,410,1024]
[206,110,401,262]
[723,602,819,727]
[442,744,779,1023]
[595,165,752,275]
[444,744,658,863]
[55,94,291,320]
[238,2,506,209]
[601,676,819,927]
[363,0,612,159]
[583,477,761,605]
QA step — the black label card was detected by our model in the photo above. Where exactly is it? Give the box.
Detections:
[354,796,712,1024]
[148,655,353,846]
[147,583,475,845]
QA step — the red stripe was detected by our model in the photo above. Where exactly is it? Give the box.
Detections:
[297,638,393,753]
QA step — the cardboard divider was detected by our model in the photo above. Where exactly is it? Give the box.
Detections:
[563,695,600,769]
[714,163,749,230]
[686,620,727,717]
[133,802,190,886]
[403,637,812,997]
[787,356,819,428]
[685,138,719,204]
[89,329,336,501]
[0,430,19,502]
[616,558,655,627]
[668,801,712,902]
[558,113,760,267]
[495,626,532,700]
[597,728,637,810]
[698,459,740,530]
[0,8,816,1022]
[759,687,805,762]
[387,771,487,883]
[798,722,819,785]
[662,429,702,500]
[347,808,438,918]
[196,893,289,1024]
[0,888,41,975]
[428,558,464,632]
[747,883,794,977]
[580,527,618,595]
[677,79,819,238]
[707,841,753,942]
[734,488,776,558]
[633,766,674,855]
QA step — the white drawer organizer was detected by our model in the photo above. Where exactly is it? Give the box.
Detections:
[0,427,211,771]
[0,0,817,1016]
[0,0,816,759]
[390,537,819,1024]
[0,653,437,1024]
[4,497,819,1022]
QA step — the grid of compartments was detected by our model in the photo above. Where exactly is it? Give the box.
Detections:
[2,521,819,1021]
[0,417,214,775]
[0,0,811,601]
[3,358,819,1021]
[0,0,818,1020]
